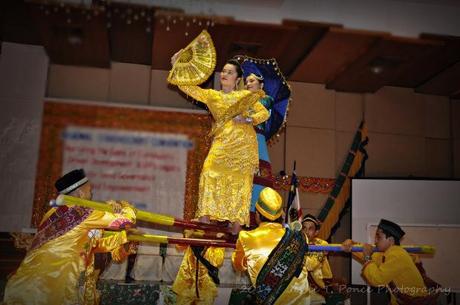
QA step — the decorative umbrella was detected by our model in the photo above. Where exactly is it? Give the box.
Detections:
[239,56,291,143]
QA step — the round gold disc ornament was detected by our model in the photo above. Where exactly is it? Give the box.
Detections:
[167,30,217,86]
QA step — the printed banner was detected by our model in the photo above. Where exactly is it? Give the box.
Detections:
[62,126,193,217]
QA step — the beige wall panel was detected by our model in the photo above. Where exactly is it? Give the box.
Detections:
[299,192,328,214]
[329,210,351,281]
[425,138,452,178]
[335,131,356,176]
[454,139,460,178]
[336,92,363,132]
[150,69,198,109]
[285,127,336,178]
[267,133,286,176]
[365,86,424,136]
[47,64,109,101]
[366,132,426,177]
[109,62,150,105]
[452,100,460,140]
[301,207,323,219]
[420,94,450,139]
[287,82,335,129]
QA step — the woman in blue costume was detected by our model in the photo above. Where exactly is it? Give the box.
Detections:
[245,73,275,220]
[240,58,291,226]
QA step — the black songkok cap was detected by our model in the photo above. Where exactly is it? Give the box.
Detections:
[378,219,405,240]
[55,169,88,194]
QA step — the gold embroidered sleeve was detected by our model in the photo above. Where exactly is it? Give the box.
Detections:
[249,101,270,125]
[229,89,265,119]
[178,85,211,105]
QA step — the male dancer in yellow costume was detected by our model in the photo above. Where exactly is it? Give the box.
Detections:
[3,169,137,305]
[301,214,333,304]
[232,187,311,305]
[342,219,440,305]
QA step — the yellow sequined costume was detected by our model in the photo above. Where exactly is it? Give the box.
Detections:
[232,222,310,305]
[168,30,269,225]
[172,246,225,305]
[177,86,268,225]
[361,245,428,305]
[305,238,333,304]
[4,205,136,305]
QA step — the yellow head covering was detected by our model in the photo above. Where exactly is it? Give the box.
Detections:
[256,187,283,221]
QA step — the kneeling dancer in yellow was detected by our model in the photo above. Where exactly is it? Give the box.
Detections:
[232,187,311,305]
[3,169,137,305]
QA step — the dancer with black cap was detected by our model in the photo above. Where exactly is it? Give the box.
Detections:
[342,219,440,305]
[4,169,137,305]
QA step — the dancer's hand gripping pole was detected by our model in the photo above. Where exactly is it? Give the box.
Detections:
[53,195,232,234]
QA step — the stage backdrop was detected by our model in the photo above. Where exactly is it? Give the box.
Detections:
[32,100,211,227]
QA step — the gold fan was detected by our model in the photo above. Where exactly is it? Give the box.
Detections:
[167,30,217,86]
